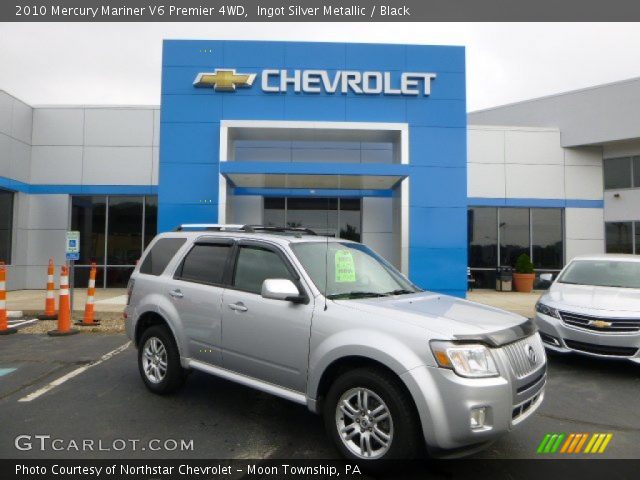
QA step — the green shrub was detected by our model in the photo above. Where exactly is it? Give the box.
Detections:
[515,253,535,274]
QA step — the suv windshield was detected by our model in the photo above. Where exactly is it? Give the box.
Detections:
[558,259,640,289]
[291,241,420,299]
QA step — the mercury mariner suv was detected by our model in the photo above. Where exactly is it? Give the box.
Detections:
[125,224,546,461]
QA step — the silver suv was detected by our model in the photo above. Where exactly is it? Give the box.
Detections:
[125,224,546,462]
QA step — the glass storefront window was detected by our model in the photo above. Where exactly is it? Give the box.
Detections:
[604,157,632,190]
[0,189,14,263]
[144,196,158,248]
[499,208,530,267]
[532,208,564,269]
[338,198,362,242]
[71,196,106,264]
[468,207,564,288]
[71,195,157,287]
[605,222,633,254]
[107,196,143,265]
[636,222,640,255]
[468,207,498,268]
[262,197,361,241]
[263,197,285,227]
[634,157,640,188]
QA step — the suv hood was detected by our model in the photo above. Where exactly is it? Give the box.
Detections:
[546,282,640,313]
[338,292,533,347]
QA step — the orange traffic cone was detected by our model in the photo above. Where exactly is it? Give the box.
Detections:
[77,262,100,326]
[48,265,78,337]
[0,262,17,335]
[38,258,57,320]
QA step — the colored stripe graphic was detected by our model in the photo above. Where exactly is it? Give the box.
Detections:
[538,433,613,454]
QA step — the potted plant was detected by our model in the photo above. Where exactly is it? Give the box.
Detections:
[513,253,536,293]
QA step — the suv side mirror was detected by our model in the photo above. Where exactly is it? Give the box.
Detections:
[539,273,554,282]
[261,279,303,302]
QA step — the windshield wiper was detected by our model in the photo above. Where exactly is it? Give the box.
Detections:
[327,291,389,300]
[384,288,416,296]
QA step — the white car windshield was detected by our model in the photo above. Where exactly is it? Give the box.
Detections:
[291,241,420,299]
[558,259,640,289]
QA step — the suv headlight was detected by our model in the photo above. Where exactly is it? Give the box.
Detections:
[430,341,499,378]
[535,301,560,319]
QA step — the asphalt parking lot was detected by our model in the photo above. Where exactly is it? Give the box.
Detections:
[0,333,639,461]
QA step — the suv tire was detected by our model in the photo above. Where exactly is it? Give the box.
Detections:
[323,367,422,461]
[138,325,185,394]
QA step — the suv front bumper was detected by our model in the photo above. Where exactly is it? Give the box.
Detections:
[401,362,545,453]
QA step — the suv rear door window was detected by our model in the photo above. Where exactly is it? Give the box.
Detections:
[233,245,294,294]
[139,238,186,276]
[177,243,232,285]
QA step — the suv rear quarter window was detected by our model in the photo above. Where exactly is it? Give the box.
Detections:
[139,237,186,276]
[176,243,232,285]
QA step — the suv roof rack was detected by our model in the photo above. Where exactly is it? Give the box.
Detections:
[173,224,317,236]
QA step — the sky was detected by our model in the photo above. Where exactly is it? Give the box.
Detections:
[0,22,639,111]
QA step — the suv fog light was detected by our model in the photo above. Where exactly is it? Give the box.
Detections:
[470,407,487,430]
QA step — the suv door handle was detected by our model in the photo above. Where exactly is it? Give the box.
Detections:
[228,302,248,312]
[169,289,184,299]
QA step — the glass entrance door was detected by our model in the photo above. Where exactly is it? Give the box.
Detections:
[263,197,362,242]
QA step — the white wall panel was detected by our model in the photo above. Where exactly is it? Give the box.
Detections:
[564,165,603,200]
[151,147,159,185]
[467,128,504,164]
[10,99,32,145]
[25,229,67,265]
[32,109,84,146]
[604,190,640,221]
[84,109,154,146]
[25,195,69,229]
[505,130,563,165]
[228,195,262,225]
[0,92,13,135]
[83,146,153,185]
[362,232,396,266]
[362,197,393,232]
[0,133,11,177]
[603,140,640,159]
[566,239,605,261]
[505,164,564,199]
[9,138,30,183]
[152,109,160,147]
[467,163,506,198]
[30,146,83,184]
[565,208,604,240]
[564,147,602,166]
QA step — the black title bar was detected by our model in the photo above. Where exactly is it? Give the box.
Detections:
[5,0,640,21]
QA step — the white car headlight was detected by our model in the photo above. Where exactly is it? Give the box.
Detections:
[535,301,560,319]
[430,341,499,378]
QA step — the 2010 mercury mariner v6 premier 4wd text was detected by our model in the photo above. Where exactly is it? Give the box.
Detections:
[125,224,546,462]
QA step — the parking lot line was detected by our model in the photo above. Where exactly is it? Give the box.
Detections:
[18,341,131,402]
[8,318,38,328]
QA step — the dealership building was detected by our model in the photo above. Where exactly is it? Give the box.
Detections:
[0,40,638,294]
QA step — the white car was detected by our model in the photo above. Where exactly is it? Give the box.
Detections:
[535,254,640,363]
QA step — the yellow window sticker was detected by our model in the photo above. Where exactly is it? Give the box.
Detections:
[335,250,356,283]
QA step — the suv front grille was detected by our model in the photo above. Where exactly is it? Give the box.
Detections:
[501,334,546,379]
[564,339,638,357]
[560,311,640,333]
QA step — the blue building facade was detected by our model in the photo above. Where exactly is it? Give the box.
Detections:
[159,40,467,297]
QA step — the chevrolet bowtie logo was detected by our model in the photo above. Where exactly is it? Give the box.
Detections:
[589,320,612,329]
[193,69,256,91]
